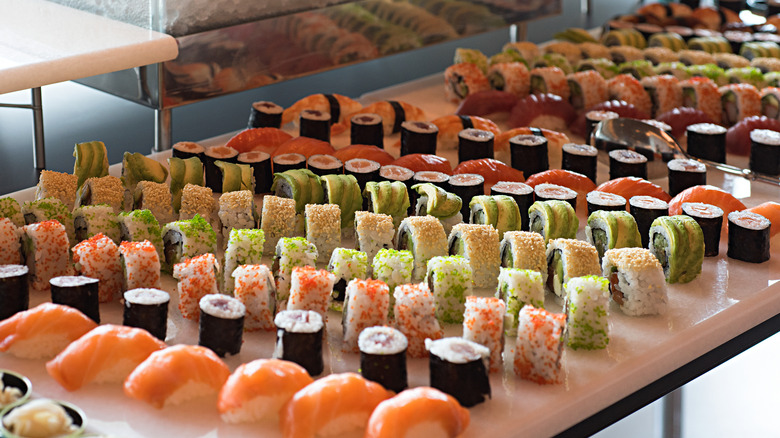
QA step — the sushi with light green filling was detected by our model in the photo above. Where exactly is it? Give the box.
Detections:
[72,204,120,245]
[223,228,264,294]
[585,210,642,261]
[118,209,163,264]
[601,28,646,49]
[686,64,727,86]
[216,161,254,193]
[218,190,257,249]
[372,248,413,297]
[364,181,410,229]
[687,36,732,54]
[496,267,544,336]
[454,48,488,73]
[320,174,362,230]
[543,41,582,66]
[765,71,780,87]
[609,46,643,64]
[761,87,780,119]
[468,195,521,239]
[447,223,500,289]
[328,247,368,312]
[0,197,25,227]
[168,156,204,212]
[567,70,608,110]
[531,53,573,74]
[412,183,462,235]
[273,236,317,303]
[725,67,766,88]
[161,214,217,269]
[425,255,472,324]
[499,230,547,282]
[528,200,578,244]
[22,197,75,245]
[544,238,600,300]
[122,152,168,196]
[654,62,691,80]
[739,41,780,61]
[576,58,618,79]
[487,62,530,97]
[271,169,324,214]
[720,83,762,126]
[618,60,656,79]
[647,32,686,51]
[648,215,704,284]
[564,275,610,350]
[73,140,108,188]
[395,215,448,281]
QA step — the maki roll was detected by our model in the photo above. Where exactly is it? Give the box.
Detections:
[586,191,627,216]
[648,215,705,283]
[238,151,272,194]
[740,41,780,61]
[564,275,610,350]
[372,248,413,299]
[601,28,646,48]
[545,238,601,300]
[172,253,220,321]
[288,265,336,320]
[447,223,500,289]
[468,195,521,239]
[686,122,727,163]
[514,305,566,384]
[425,337,490,407]
[529,67,570,99]
[0,265,29,321]
[667,159,707,198]
[199,294,245,357]
[21,220,71,291]
[751,57,780,74]
[426,255,473,324]
[168,156,204,212]
[322,174,362,230]
[273,237,318,303]
[0,218,20,265]
[629,195,670,248]
[347,100,426,136]
[447,174,484,220]
[379,165,415,186]
[123,288,170,341]
[132,181,174,225]
[232,264,276,332]
[73,140,108,188]
[248,101,283,129]
[350,113,384,148]
[509,134,548,179]
[161,214,217,269]
[609,149,648,180]
[727,211,771,263]
[307,154,343,176]
[364,181,411,229]
[680,77,723,124]
[122,152,168,198]
[72,204,120,245]
[726,67,766,89]
[0,197,24,228]
[22,198,74,244]
[299,109,331,143]
[585,210,642,261]
[223,228,265,294]
[609,46,643,64]
[214,161,254,194]
[304,204,341,262]
[720,83,761,126]
[273,153,306,174]
[648,32,687,51]
[528,200,579,244]
[462,296,505,373]
[274,310,325,377]
[260,195,297,256]
[585,110,618,144]
[72,233,123,303]
[412,183,462,236]
[688,36,732,53]
[490,182,534,231]
[681,202,723,257]
[327,248,368,312]
[179,184,216,223]
[561,143,598,183]
[497,268,544,337]
[50,276,100,324]
[400,121,438,156]
[749,129,780,175]
[35,170,78,211]
[412,170,449,189]
[74,175,124,214]
[172,141,206,160]
[602,248,668,316]
[271,169,324,214]
[395,216,448,281]
[641,75,683,118]
[345,158,381,191]
[487,62,530,98]
[358,326,408,393]
[444,63,490,102]
[203,146,239,192]
[342,279,390,352]
[534,183,578,212]
[499,231,547,280]
[354,211,395,271]
[119,240,161,291]
[393,283,443,358]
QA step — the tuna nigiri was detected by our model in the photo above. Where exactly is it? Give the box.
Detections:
[725,115,780,155]
[365,387,470,438]
[525,169,597,208]
[655,107,715,139]
[225,128,293,155]
[430,115,501,152]
[570,100,650,137]
[596,177,672,203]
[218,359,313,424]
[453,158,524,194]
[507,93,576,132]
[46,325,166,391]
[332,145,395,166]
[124,344,230,409]
[0,303,97,359]
[279,373,393,438]
[273,137,336,158]
[455,90,519,116]
[668,185,746,217]
[391,154,453,174]
[747,202,780,237]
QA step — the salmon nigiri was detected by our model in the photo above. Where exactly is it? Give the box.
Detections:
[365,387,470,438]
[336,100,426,135]
[280,373,393,438]
[747,202,780,237]
[391,154,453,174]
[124,344,230,409]
[46,325,166,391]
[224,128,293,155]
[526,169,597,209]
[333,144,395,166]
[668,185,745,217]
[596,177,671,203]
[273,136,336,158]
[0,303,97,359]
[454,158,525,194]
[282,93,363,134]
[218,359,313,424]
[430,115,501,152]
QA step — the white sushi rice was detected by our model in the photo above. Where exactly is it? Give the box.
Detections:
[200,294,246,320]
[515,305,566,384]
[564,275,610,350]
[72,204,121,244]
[305,204,341,262]
[393,283,442,359]
[497,268,545,337]
[166,381,220,407]
[358,326,408,355]
[218,190,256,250]
[425,337,489,364]
[119,240,162,291]
[124,288,170,306]
[396,216,448,281]
[354,211,395,275]
[223,228,265,294]
[500,231,547,284]
[4,334,74,359]
[273,237,317,303]
[232,264,276,331]
[274,309,323,334]
[220,394,288,424]
[372,249,413,296]
[426,256,473,324]
[462,297,506,373]
[22,220,72,291]
[342,279,390,352]
[288,266,336,320]
[602,248,668,316]
[0,218,20,265]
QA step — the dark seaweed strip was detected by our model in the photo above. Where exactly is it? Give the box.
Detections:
[360,350,408,393]
[429,353,491,407]
[388,101,406,133]
[199,311,244,357]
[324,94,340,125]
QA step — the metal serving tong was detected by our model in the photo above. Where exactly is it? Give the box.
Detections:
[592,117,780,187]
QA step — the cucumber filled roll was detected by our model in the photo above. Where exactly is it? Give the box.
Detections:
[497,268,544,337]
[73,140,108,188]
[72,234,123,303]
[447,174,484,220]
[218,190,257,249]
[534,183,578,212]
[515,305,566,384]
[463,297,505,373]
[273,153,306,174]
[359,326,408,393]
[491,182,534,231]
[299,109,331,143]
[727,211,771,263]
[74,175,124,215]
[342,279,390,352]
[274,310,324,377]
[444,62,490,102]
[609,149,648,180]
[458,128,494,163]
[123,288,169,341]
[50,276,100,324]
[448,223,500,289]
[232,264,276,332]
[199,294,245,357]
[322,174,362,231]
[400,121,438,156]
[602,248,668,316]
[510,134,548,179]
[223,228,265,294]
[35,170,78,211]
[122,152,168,197]
[561,144,598,183]
[564,275,610,350]
[237,151,272,194]
[215,161,254,194]
[567,70,608,111]
[173,252,220,321]
[499,231,547,281]
[271,168,324,214]
[529,200,578,245]
[161,214,217,269]
[396,216,448,281]
[586,191,627,216]
[412,183,462,236]
[681,203,723,257]
[667,159,707,198]
[172,141,206,160]
[749,129,780,175]
[720,83,761,127]
[133,181,175,225]
[545,238,601,300]
[350,113,384,148]
[21,220,71,291]
[119,240,161,291]
[529,66,570,99]
[273,237,318,303]
[345,158,381,192]
[307,154,343,177]
[168,157,204,212]
[260,195,297,256]
[364,181,410,229]
[203,146,238,192]
[0,265,29,321]
[288,265,336,320]
[248,101,283,129]
[648,215,705,283]
[73,205,120,245]
[327,248,367,311]
[585,210,642,261]
[354,211,395,271]
[629,195,669,248]
[469,195,521,239]
[426,255,473,324]
[425,337,490,407]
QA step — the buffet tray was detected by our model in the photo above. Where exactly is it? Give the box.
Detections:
[3,74,780,438]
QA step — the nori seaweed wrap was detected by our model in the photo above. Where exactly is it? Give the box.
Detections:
[199,294,245,357]
[123,288,169,341]
[425,337,491,407]
[50,276,100,323]
[358,326,408,393]
[727,211,771,263]
[681,202,723,257]
[274,310,325,377]
[0,265,29,321]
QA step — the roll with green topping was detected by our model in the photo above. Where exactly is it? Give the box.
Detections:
[168,157,204,213]
[73,141,108,188]
[528,200,578,244]
[648,215,704,284]
[223,228,265,294]
[118,209,164,263]
[585,210,642,261]
[412,183,462,235]
[469,195,521,239]
[271,169,324,214]
[364,181,410,229]
[161,214,217,269]
[321,174,362,230]
[122,152,168,195]
[216,161,254,194]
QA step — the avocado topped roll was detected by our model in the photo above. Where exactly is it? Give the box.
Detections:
[469,195,521,239]
[216,161,254,194]
[271,169,324,214]
[648,215,704,284]
[364,181,410,229]
[528,200,578,244]
[396,216,448,281]
[448,223,500,289]
[122,152,168,197]
[321,174,362,231]
[73,140,109,188]
[545,238,600,300]
[168,157,204,213]
[412,183,462,236]
[499,231,547,283]
[585,210,642,261]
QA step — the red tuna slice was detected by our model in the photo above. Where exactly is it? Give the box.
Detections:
[456,90,519,116]
[655,107,716,140]
[725,115,780,156]
[570,100,650,138]
[508,93,576,132]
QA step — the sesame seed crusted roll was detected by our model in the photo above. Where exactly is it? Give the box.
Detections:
[565,275,610,350]
[426,255,473,324]
[0,197,24,228]
[545,238,601,301]
[161,214,218,269]
[179,184,217,223]
[72,233,123,303]
[21,220,72,290]
[393,283,443,358]
[273,237,318,304]
[75,175,124,214]
[232,264,276,332]
[463,296,505,373]
[35,170,78,211]
[261,195,297,256]
[515,305,566,384]
[497,268,544,337]
[72,204,121,245]
[173,252,220,321]
[133,181,175,225]
[396,216,448,281]
[119,240,161,291]
[447,223,500,289]
[288,265,336,321]
[354,211,395,273]
[118,209,164,264]
[218,190,257,249]
[342,278,390,352]
[223,228,265,294]
[22,198,75,245]
[305,204,341,262]
[0,218,21,265]
[602,247,668,316]
[499,231,547,281]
